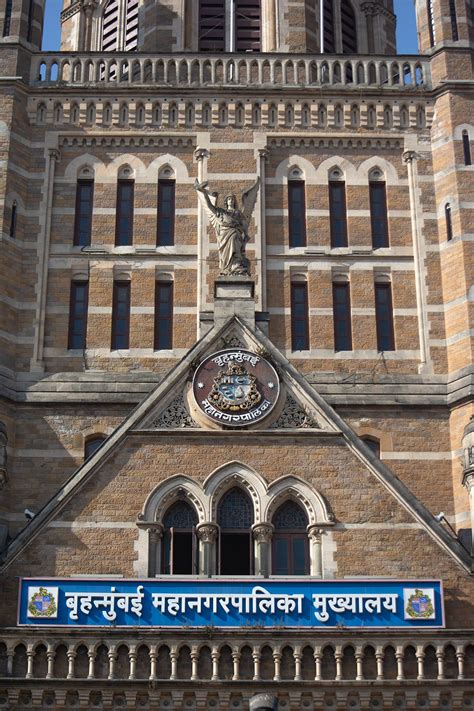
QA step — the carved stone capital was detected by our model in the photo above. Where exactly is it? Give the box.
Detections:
[194,148,210,162]
[252,522,273,543]
[258,148,269,161]
[48,148,61,162]
[196,523,218,543]
[136,521,163,540]
[402,150,420,165]
[307,525,324,543]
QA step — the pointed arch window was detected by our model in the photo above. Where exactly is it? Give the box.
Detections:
[272,501,309,576]
[323,0,335,52]
[218,487,253,575]
[84,434,106,460]
[162,501,198,575]
[462,131,472,166]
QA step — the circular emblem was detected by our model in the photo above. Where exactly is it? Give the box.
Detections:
[192,349,280,427]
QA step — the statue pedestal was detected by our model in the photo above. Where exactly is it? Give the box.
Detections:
[213,275,255,330]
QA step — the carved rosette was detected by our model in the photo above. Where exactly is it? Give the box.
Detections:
[252,523,273,544]
[196,523,219,544]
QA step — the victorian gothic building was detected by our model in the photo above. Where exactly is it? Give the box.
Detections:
[0,0,474,709]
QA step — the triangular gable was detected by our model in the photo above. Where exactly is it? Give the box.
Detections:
[1,316,471,573]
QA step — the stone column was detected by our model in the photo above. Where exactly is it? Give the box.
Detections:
[82,0,98,52]
[361,2,375,53]
[32,147,60,371]
[403,150,431,373]
[308,526,324,577]
[262,0,278,51]
[138,524,163,577]
[255,148,269,312]
[197,523,218,576]
[252,523,273,577]
[194,147,210,338]
[462,416,474,555]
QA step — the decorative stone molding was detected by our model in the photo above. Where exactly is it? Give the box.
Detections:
[150,394,198,429]
[270,394,320,429]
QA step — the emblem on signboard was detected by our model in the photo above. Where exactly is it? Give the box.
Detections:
[193,349,280,427]
[27,586,58,618]
[403,588,435,620]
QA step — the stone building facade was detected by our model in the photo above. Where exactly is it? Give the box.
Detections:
[0,0,473,708]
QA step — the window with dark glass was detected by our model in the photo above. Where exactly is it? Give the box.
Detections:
[162,501,198,575]
[111,281,131,350]
[375,283,395,352]
[369,182,389,249]
[463,131,472,166]
[199,0,225,51]
[329,181,348,248]
[68,280,89,350]
[74,179,94,247]
[2,0,12,36]
[157,179,175,246]
[288,180,306,248]
[154,281,173,350]
[291,282,309,351]
[333,282,352,351]
[272,501,309,576]
[361,436,381,458]
[9,202,17,238]
[445,203,453,241]
[115,179,134,246]
[448,0,458,40]
[85,435,106,460]
[218,487,253,575]
[341,0,357,53]
[235,0,261,51]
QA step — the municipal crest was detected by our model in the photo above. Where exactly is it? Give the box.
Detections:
[192,349,280,427]
[208,361,262,411]
[403,588,435,620]
[27,586,58,618]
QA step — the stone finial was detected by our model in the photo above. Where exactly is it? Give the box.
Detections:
[249,694,278,711]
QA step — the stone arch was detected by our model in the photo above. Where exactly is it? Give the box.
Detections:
[107,154,145,181]
[64,154,105,181]
[314,156,358,183]
[265,475,333,525]
[355,426,392,455]
[358,157,398,185]
[205,461,266,524]
[140,474,206,524]
[274,155,317,182]
[454,123,474,140]
[147,154,190,183]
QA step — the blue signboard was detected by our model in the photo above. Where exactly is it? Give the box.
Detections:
[18,578,444,628]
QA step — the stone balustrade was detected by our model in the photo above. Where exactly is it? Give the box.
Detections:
[1,631,472,683]
[29,53,431,91]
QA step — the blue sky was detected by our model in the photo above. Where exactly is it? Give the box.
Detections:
[42,0,419,53]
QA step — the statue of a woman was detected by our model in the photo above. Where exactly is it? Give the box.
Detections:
[195,177,260,276]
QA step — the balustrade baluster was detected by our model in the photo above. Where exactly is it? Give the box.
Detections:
[107,649,117,680]
[170,650,178,681]
[273,651,281,681]
[335,650,343,681]
[87,650,95,679]
[416,649,425,680]
[191,649,199,681]
[356,651,364,681]
[294,649,302,681]
[456,650,465,679]
[211,648,219,681]
[252,649,261,681]
[46,650,55,679]
[314,650,322,681]
[129,650,137,680]
[149,649,157,680]
[26,649,34,679]
[376,651,384,680]
[436,649,445,680]
[396,650,404,681]
[67,650,76,680]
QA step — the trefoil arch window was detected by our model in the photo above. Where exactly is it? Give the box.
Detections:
[218,487,254,575]
[162,501,198,575]
[272,501,309,576]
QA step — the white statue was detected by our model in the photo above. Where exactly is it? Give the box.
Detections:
[195,177,260,276]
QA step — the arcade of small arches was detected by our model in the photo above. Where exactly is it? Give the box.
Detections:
[2,637,474,684]
[135,465,334,579]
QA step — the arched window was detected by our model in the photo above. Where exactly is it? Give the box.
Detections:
[102,0,119,51]
[162,501,198,575]
[361,436,380,458]
[341,0,357,53]
[427,0,435,47]
[84,435,106,460]
[323,0,335,52]
[448,0,458,41]
[462,130,472,166]
[9,201,17,238]
[218,487,253,575]
[445,203,453,241]
[272,501,309,575]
